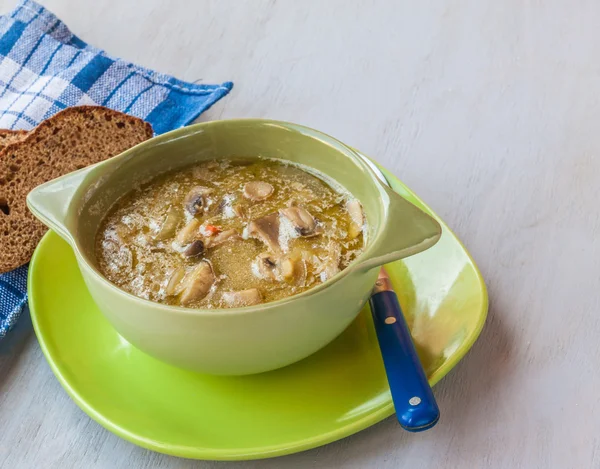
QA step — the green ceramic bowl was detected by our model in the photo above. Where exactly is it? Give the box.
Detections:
[27,119,441,375]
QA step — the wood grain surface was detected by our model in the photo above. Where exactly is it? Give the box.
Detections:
[1,1,599,468]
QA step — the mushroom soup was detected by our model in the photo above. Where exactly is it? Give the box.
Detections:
[96,158,366,308]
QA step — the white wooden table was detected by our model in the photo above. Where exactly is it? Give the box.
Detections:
[1,1,599,467]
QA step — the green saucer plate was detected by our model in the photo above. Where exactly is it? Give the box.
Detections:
[28,167,487,461]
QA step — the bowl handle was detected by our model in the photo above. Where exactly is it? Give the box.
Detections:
[26,165,96,243]
[356,185,442,272]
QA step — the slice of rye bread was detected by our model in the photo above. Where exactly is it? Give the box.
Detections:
[0,129,28,151]
[0,106,153,273]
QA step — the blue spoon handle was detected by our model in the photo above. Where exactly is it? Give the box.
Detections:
[369,289,440,432]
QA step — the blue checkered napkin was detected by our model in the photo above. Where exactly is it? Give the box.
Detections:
[0,0,233,339]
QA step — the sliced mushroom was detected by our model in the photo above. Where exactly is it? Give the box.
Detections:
[175,218,201,245]
[279,253,307,286]
[346,199,364,239]
[165,267,186,296]
[279,206,321,237]
[222,288,263,308]
[179,261,215,305]
[154,206,182,240]
[247,213,281,253]
[182,239,205,258]
[205,229,239,249]
[252,252,278,281]
[252,251,306,285]
[183,186,213,216]
[243,181,274,201]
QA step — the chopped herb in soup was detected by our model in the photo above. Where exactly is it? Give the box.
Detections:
[96,158,366,308]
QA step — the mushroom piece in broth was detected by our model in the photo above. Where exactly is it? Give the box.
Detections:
[96,158,366,309]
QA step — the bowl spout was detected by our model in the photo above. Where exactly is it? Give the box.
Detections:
[26,165,95,244]
[356,184,441,272]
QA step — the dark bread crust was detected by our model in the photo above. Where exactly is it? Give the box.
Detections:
[0,106,153,272]
[0,129,28,151]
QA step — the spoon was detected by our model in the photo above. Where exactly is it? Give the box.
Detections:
[357,152,440,432]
